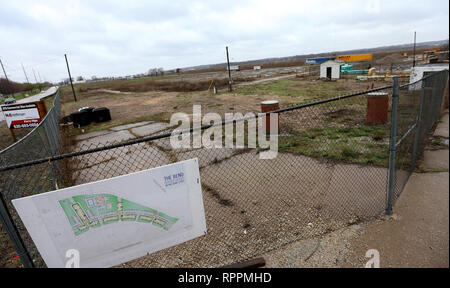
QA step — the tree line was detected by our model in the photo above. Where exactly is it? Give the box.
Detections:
[0,78,49,96]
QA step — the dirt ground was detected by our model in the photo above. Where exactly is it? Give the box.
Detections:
[0,127,33,151]
[61,75,393,134]
[0,230,21,267]
[58,47,424,136]
[49,114,389,268]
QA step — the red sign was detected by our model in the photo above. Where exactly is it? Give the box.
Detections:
[10,118,41,129]
[1,102,42,129]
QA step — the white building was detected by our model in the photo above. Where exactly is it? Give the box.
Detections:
[320,60,344,79]
[228,65,240,71]
[409,63,449,90]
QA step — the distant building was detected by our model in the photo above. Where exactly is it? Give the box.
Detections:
[409,63,449,90]
[228,65,240,71]
[320,60,344,79]
[306,57,330,64]
[253,66,261,70]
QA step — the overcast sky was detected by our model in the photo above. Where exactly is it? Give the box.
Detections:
[0,0,448,83]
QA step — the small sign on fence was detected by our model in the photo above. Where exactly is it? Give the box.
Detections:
[12,158,206,268]
[1,101,47,130]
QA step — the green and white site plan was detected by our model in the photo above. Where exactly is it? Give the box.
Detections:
[12,159,206,267]
[59,194,179,236]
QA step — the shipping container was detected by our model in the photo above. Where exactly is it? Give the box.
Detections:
[336,54,373,62]
[305,57,329,64]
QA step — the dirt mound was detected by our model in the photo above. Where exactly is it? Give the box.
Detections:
[374,53,404,64]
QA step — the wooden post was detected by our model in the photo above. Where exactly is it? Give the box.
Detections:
[226,46,232,92]
[9,128,17,142]
[65,54,77,102]
[37,100,48,119]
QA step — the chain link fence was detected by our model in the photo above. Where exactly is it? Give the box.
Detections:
[0,88,61,267]
[388,70,449,206]
[0,71,448,267]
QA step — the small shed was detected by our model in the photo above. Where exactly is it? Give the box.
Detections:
[320,60,344,79]
[228,65,240,71]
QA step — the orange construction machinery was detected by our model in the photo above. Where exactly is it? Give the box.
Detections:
[422,49,440,63]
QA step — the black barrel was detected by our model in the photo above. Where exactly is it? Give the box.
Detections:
[92,107,111,123]
[71,110,92,127]
[62,115,72,124]
[81,107,95,114]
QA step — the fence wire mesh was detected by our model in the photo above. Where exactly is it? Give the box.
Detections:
[392,70,449,203]
[0,70,448,268]
[0,89,61,267]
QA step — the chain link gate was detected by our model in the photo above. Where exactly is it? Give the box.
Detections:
[0,70,448,268]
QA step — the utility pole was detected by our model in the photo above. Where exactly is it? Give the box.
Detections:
[226,46,232,92]
[413,31,416,68]
[32,68,38,83]
[64,54,77,102]
[0,58,17,141]
[0,57,14,97]
[21,63,30,84]
[32,69,42,91]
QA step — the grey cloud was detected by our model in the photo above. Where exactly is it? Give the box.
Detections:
[0,0,448,82]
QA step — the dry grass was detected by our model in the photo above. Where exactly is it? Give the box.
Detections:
[110,77,255,93]
[0,126,34,151]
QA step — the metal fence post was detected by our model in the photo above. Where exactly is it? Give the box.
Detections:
[410,81,426,170]
[386,76,399,215]
[43,120,59,190]
[0,193,34,268]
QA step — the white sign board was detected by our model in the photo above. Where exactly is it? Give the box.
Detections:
[1,103,41,129]
[12,158,206,268]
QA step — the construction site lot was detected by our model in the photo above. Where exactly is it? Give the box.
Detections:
[60,63,410,167]
[49,66,416,267]
[60,66,406,131]
[1,49,425,267]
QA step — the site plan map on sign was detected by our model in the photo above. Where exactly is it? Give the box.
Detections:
[12,158,206,268]
[59,194,179,236]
